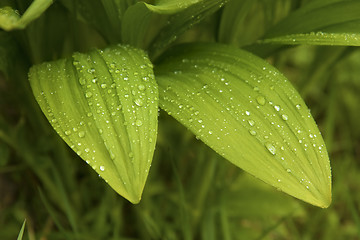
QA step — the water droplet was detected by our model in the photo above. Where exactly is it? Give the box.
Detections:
[256,96,266,105]
[101,83,107,88]
[64,130,71,136]
[85,92,93,98]
[274,105,280,111]
[135,120,143,126]
[296,104,301,110]
[78,131,85,138]
[138,84,145,91]
[249,130,257,136]
[134,98,143,107]
[245,111,250,116]
[286,169,292,173]
[100,166,105,171]
[265,142,276,155]
[79,78,86,85]
[248,119,255,126]
[282,114,288,121]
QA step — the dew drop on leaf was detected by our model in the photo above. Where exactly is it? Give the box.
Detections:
[135,120,143,126]
[265,142,276,155]
[256,96,266,106]
[248,119,255,126]
[138,84,145,91]
[134,98,143,107]
[249,130,257,136]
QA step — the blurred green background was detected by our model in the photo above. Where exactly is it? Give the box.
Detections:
[1,0,360,239]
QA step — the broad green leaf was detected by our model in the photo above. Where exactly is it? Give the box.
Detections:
[155,43,332,208]
[29,44,159,203]
[0,0,53,31]
[149,0,227,57]
[144,0,202,14]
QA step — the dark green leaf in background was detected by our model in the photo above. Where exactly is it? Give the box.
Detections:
[258,0,360,46]
[149,0,228,58]
[155,43,332,208]
[29,44,158,203]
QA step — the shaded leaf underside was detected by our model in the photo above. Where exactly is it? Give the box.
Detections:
[155,43,331,208]
[29,45,158,203]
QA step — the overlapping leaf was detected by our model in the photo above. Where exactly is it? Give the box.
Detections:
[0,0,53,31]
[29,44,158,203]
[155,43,332,208]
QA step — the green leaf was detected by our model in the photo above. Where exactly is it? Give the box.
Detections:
[29,44,159,203]
[155,43,332,208]
[121,2,153,48]
[0,0,53,31]
[62,0,132,43]
[144,0,203,14]
[149,0,228,57]
[257,0,360,46]
[218,0,292,46]
[17,220,26,240]
[258,32,360,46]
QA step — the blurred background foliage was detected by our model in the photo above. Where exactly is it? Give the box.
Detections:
[1,0,360,239]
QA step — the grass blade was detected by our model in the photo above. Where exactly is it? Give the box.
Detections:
[17,220,26,240]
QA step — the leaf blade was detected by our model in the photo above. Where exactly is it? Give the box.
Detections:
[29,44,158,203]
[155,43,332,208]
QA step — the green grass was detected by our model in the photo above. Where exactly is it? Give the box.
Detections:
[1,0,360,239]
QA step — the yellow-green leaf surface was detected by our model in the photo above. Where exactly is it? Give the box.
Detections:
[0,0,53,31]
[29,45,158,203]
[155,43,332,208]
